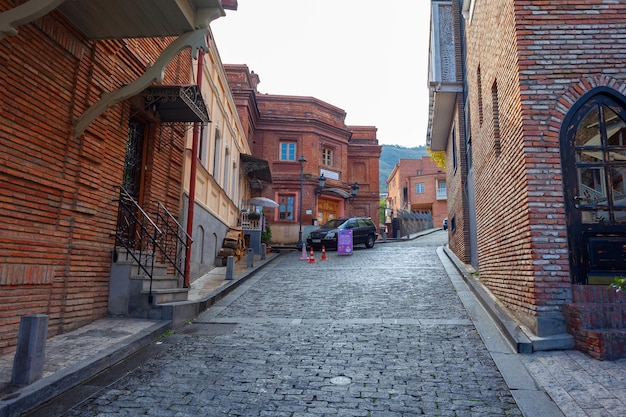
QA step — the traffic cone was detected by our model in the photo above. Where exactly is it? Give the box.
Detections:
[300,244,308,260]
[321,245,327,261]
[308,246,315,263]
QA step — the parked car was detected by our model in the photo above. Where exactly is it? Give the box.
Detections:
[307,217,378,250]
[443,217,448,230]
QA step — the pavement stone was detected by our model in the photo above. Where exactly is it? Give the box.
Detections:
[0,230,624,417]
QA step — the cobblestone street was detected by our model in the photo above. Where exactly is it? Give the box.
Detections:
[65,231,523,416]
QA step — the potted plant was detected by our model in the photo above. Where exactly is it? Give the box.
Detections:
[261,224,272,253]
[248,211,261,221]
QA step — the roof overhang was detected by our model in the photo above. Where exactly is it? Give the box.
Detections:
[140,85,209,124]
[58,0,235,39]
[427,82,462,151]
[241,154,272,183]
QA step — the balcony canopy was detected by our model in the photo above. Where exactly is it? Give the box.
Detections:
[241,154,272,184]
[58,0,236,39]
[141,85,209,124]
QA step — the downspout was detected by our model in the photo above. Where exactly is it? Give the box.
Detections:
[184,40,207,288]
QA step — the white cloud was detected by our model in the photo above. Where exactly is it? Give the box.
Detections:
[211,0,431,147]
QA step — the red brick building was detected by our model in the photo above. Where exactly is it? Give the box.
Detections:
[225,65,382,244]
[0,1,236,354]
[428,0,626,359]
[386,157,447,228]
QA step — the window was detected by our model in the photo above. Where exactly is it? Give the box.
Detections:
[416,169,423,175]
[278,194,295,220]
[280,142,296,161]
[223,147,230,192]
[492,80,501,154]
[213,127,221,180]
[322,147,333,166]
[415,183,425,194]
[477,65,483,126]
[452,125,458,173]
[199,124,208,167]
[437,180,447,193]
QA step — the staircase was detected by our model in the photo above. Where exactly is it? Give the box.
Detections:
[564,285,626,360]
[109,187,191,319]
[109,248,189,318]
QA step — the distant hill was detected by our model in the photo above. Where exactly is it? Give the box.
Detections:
[379,145,428,193]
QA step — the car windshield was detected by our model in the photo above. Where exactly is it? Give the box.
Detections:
[322,219,346,228]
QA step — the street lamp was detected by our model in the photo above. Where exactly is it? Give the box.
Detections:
[298,155,307,249]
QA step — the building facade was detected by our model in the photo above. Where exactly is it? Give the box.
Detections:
[429,0,626,359]
[0,0,237,354]
[225,65,382,245]
[182,30,266,278]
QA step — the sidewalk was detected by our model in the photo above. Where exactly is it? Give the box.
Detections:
[0,252,280,417]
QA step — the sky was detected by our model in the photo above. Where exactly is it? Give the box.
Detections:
[210,0,432,148]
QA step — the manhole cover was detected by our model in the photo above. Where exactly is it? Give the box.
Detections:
[330,376,352,385]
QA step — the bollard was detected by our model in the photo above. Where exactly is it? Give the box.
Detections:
[261,243,267,260]
[225,255,235,280]
[247,247,254,268]
[11,314,49,386]
[381,229,387,242]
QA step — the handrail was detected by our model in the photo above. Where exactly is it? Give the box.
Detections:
[114,187,161,303]
[155,202,191,279]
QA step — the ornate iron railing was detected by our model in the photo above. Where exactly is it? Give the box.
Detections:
[113,187,190,303]
[113,187,160,303]
[155,202,190,279]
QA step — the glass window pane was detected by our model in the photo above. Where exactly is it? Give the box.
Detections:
[575,106,602,147]
[578,167,607,205]
[576,150,603,163]
[611,167,626,207]
[581,209,610,224]
[605,106,626,146]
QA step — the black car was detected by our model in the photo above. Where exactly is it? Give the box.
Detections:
[306,217,378,250]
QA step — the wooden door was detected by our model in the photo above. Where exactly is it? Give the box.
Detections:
[317,199,339,225]
[561,90,626,284]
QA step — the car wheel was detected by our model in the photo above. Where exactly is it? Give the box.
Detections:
[365,234,375,248]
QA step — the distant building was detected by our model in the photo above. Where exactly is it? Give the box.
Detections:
[225,65,382,244]
[386,157,447,227]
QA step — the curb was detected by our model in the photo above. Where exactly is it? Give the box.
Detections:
[0,321,171,417]
[442,246,533,353]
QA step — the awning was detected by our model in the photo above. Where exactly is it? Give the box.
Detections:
[140,85,209,124]
[322,188,351,199]
[241,154,272,183]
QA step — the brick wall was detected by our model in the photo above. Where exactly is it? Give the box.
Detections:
[464,0,626,335]
[0,8,189,354]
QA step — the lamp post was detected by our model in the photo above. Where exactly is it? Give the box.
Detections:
[298,155,307,249]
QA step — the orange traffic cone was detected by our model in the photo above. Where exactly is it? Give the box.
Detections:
[321,245,327,261]
[308,246,315,263]
[300,244,308,260]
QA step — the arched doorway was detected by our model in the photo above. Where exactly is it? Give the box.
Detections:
[560,87,626,284]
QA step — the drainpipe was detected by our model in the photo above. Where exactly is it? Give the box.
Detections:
[183,40,206,288]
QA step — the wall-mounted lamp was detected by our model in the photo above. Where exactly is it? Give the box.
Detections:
[314,174,326,195]
[349,182,359,202]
